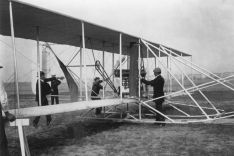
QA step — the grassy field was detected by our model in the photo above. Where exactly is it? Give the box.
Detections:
[5,90,234,156]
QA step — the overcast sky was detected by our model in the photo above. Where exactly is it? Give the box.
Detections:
[1,0,234,81]
[17,0,234,72]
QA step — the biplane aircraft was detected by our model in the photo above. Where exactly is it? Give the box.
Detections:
[1,0,234,155]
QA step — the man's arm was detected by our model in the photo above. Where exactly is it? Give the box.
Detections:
[45,76,64,83]
[141,78,154,86]
[44,77,56,82]
[0,82,15,122]
[56,79,61,86]
[57,76,64,80]
[0,82,8,111]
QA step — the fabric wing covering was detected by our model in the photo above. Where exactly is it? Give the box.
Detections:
[50,48,79,102]
[0,0,191,58]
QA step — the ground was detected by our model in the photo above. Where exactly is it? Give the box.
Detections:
[5,90,234,156]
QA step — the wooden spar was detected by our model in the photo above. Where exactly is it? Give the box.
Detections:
[9,1,20,108]
[138,39,141,98]
[144,74,234,103]
[36,26,41,106]
[168,104,190,117]
[119,33,122,100]
[161,45,234,92]
[80,39,83,100]
[145,48,149,97]
[140,100,175,122]
[102,48,105,98]
[169,51,172,93]
[167,100,224,112]
[142,40,210,119]
[102,49,105,112]
[8,98,137,118]
[81,21,88,101]
[167,55,169,93]
[67,47,81,66]
[169,53,220,114]
[154,55,156,68]
[138,39,141,119]
[9,3,28,156]
[112,53,114,83]
[67,65,95,67]
[77,116,230,124]
[190,56,194,93]
[181,53,184,87]
[158,47,161,67]
[17,122,26,156]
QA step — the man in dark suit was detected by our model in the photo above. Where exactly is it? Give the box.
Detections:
[33,71,54,127]
[51,75,62,105]
[91,77,103,115]
[141,67,165,126]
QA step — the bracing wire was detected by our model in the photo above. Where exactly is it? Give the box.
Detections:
[95,60,118,93]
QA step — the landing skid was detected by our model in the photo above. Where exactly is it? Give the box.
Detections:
[77,100,234,125]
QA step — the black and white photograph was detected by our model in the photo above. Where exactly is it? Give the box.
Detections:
[0,0,234,155]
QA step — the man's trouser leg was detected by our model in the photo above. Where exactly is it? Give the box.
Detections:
[43,98,52,124]
[0,106,9,156]
[33,116,40,126]
[33,100,41,126]
[55,97,59,104]
[51,96,54,105]
[92,98,102,115]
[46,115,52,124]
[155,100,164,121]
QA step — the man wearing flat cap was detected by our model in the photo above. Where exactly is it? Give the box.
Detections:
[91,77,103,115]
[141,67,165,126]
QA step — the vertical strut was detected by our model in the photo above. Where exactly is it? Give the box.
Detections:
[9,1,20,108]
[81,21,88,101]
[119,33,122,100]
[138,39,141,98]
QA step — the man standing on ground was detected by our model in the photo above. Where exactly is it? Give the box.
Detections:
[0,65,15,156]
[91,77,103,115]
[33,72,64,127]
[51,74,62,105]
[33,71,53,127]
[141,67,165,126]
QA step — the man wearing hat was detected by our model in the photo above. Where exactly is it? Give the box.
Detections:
[33,71,53,127]
[141,67,165,126]
[91,77,103,115]
[0,65,15,156]
[33,71,64,127]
